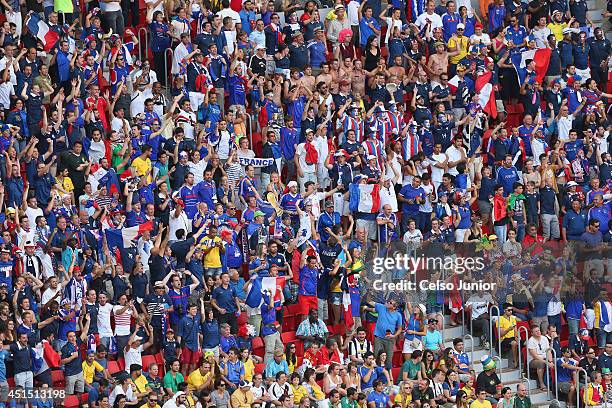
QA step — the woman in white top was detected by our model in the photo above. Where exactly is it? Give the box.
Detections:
[343,363,361,391]
[323,363,345,396]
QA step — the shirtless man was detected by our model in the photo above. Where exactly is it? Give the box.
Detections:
[351,60,366,96]
[316,62,334,90]
[388,55,406,82]
[329,59,341,93]
[300,66,316,91]
[339,57,354,81]
[427,42,449,86]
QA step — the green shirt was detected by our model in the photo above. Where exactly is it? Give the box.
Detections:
[340,397,358,408]
[398,359,421,383]
[163,372,184,394]
[513,396,531,408]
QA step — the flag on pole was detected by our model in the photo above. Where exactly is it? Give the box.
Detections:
[475,70,497,119]
[25,13,60,52]
[510,48,552,86]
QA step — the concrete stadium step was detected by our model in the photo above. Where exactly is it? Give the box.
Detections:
[495,367,522,382]
[587,9,603,21]
[587,0,597,8]
[442,336,481,349]
[464,346,493,362]
[534,401,566,408]
[440,324,465,339]
[504,378,538,391]
[528,389,557,404]
[473,357,510,370]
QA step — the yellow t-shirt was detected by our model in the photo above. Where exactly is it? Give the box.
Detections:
[287,358,297,374]
[448,36,470,65]
[230,389,254,408]
[200,236,223,268]
[187,369,212,391]
[243,358,255,382]
[82,360,104,384]
[132,156,152,184]
[497,315,517,341]
[470,399,493,408]
[310,382,325,400]
[394,393,412,408]
[292,384,309,403]
[132,374,150,395]
[548,22,565,41]
[139,405,160,408]
[461,385,475,401]
[61,177,74,193]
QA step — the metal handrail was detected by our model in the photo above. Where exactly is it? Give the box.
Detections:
[546,347,558,402]
[245,112,253,151]
[489,305,501,357]
[138,27,149,62]
[164,48,174,89]
[463,333,474,370]
[440,267,445,337]
[576,367,588,408]
[462,304,466,337]
[491,355,502,382]
[518,325,530,394]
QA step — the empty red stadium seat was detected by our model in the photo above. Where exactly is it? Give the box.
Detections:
[516,321,531,341]
[281,331,297,343]
[51,370,65,387]
[142,355,157,372]
[391,367,400,383]
[254,363,266,374]
[108,361,122,375]
[64,395,80,408]
[252,336,265,358]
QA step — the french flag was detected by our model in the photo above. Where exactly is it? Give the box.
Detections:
[105,222,153,270]
[349,183,381,213]
[342,292,354,331]
[26,13,60,52]
[448,75,461,93]
[105,221,154,249]
[510,48,551,87]
[245,277,285,309]
[475,71,497,119]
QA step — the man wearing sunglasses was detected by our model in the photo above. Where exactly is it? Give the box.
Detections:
[471,388,492,408]
[141,393,161,408]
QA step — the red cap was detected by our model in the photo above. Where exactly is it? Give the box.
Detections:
[475,22,483,29]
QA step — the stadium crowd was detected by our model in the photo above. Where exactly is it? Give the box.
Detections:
[0,0,608,406]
